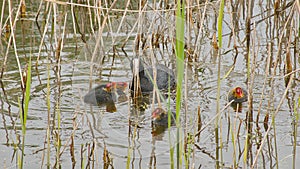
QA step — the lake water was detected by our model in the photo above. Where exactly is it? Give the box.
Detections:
[0,0,299,168]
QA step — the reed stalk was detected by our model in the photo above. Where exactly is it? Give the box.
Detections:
[19,56,31,169]
[231,107,240,168]
[46,60,51,167]
[292,97,300,169]
[175,0,185,168]
[216,0,225,168]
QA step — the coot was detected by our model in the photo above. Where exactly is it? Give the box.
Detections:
[130,58,176,94]
[228,87,248,103]
[84,82,128,106]
[151,108,175,127]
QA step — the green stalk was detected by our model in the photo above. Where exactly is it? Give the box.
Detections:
[216,0,225,168]
[175,0,185,168]
[23,57,31,132]
[126,125,137,169]
[168,78,174,168]
[126,146,131,169]
[19,56,31,169]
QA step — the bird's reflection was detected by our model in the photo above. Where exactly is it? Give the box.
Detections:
[230,102,243,112]
[130,94,151,111]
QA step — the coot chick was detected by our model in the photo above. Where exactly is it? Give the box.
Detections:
[130,58,176,94]
[228,87,248,103]
[151,108,175,127]
[84,82,128,106]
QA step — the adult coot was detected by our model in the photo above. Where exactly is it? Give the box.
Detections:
[130,58,176,94]
[228,87,248,103]
[84,82,128,112]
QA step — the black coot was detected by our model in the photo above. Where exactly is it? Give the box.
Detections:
[130,58,176,94]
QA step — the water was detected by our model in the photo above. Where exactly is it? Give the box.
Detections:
[0,0,299,168]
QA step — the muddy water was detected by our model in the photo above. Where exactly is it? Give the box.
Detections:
[1,1,300,168]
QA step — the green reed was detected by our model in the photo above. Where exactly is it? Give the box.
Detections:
[175,0,185,168]
[216,0,225,168]
[19,57,31,169]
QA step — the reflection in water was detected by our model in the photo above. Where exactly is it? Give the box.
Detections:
[151,125,168,140]
[130,95,151,111]
[84,82,128,112]
[230,102,244,112]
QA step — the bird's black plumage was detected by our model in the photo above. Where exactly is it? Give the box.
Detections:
[84,84,116,105]
[130,58,176,94]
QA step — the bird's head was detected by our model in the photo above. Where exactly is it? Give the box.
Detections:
[115,82,128,91]
[104,82,117,92]
[151,108,167,122]
[234,87,244,98]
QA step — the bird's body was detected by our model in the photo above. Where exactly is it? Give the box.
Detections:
[130,58,176,94]
[84,82,128,106]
